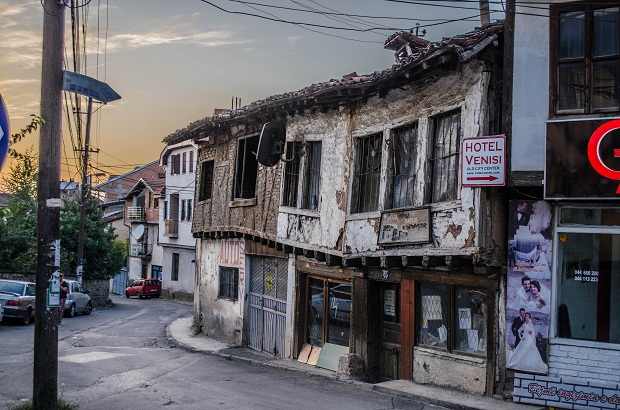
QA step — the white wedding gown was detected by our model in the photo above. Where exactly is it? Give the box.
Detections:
[507,322,547,373]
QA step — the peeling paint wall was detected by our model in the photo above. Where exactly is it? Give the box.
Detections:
[197,238,245,345]
[278,61,492,257]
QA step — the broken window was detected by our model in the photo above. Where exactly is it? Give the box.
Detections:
[219,266,239,300]
[430,110,461,203]
[281,142,301,207]
[389,123,418,209]
[351,133,382,214]
[233,135,259,199]
[198,160,214,201]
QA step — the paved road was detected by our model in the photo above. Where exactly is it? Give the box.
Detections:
[0,294,445,410]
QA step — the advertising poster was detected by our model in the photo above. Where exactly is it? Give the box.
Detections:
[506,200,551,374]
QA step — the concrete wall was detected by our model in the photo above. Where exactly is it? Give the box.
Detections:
[161,246,195,300]
[413,347,487,395]
[197,238,245,345]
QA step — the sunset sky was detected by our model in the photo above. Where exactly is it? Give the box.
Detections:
[0,0,504,182]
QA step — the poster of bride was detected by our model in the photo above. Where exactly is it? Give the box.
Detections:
[506,199,552,374]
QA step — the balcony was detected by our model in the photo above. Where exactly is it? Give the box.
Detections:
[130,243,153,259]
[127,206,145,220]
[164,219,179,238]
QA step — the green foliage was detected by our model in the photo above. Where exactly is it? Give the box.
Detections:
[10,397,78,410]
[9,115,45,162]
[0,149,38,271]
[59,192,126,280]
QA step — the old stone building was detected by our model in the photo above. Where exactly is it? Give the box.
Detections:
[165,22,507,395]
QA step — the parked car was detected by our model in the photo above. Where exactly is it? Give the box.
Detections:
[64,280,92,318]
[125,278,161,299]
[311,283,352,322]
[0,304,4,322]
[0,279,36,325]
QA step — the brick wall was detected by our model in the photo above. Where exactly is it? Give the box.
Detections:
[549,341,620,383]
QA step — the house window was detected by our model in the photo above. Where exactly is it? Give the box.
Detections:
[182,152,187,174]
[302,141,321,211]
[189,151,194,173]
[171,253,179,281]
[351,133,382,214]
[233,135,259,199]
[198,160,214,201]
[171,154,181,175]
[429,110,461,203]
[163,201,168,219]
[152,265,162,280]
[187,199,192,221]
[389,123,418,209]
[218,267,239,300]
[416,282,487,357]
[180,199,186,221]
[282,142,301,207]
[553,5,619,113]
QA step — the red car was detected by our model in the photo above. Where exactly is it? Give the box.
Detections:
[125,279,161,299]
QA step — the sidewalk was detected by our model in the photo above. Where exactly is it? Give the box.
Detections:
[167,317,543,410]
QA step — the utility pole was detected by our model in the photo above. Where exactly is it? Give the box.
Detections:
[479,0,491,25]
[34,0,65,409]
[76,97,93,285]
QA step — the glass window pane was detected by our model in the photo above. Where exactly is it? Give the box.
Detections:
[559,11,585,59]
[560,207,620,226]
[594,8,619,57]
[592,60,619,109]
[557,232,620,344]
[417,283,449,350]
[302,141,322,211]
[392,124,418,209]
[454,287,487,356]
[327,282,351,346]
[308,278,325,346]
[558,62,586,110]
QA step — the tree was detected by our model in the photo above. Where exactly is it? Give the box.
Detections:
[59,192,126,280]
[0,148,38,271]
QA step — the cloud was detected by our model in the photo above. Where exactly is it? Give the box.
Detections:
[0,79,38,87]
[95,30,252,54]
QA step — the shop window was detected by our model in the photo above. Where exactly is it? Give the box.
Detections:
[233,135,259,199]
[351,133,382,214]
[552,5,619,113]
[429,110,461,203]
[417,282,487,356]
[281,141,322,210]
[219,267,239,300]
[307,277,351,347]
[389,123,418,209]
[198,160,214,201]
[557,228,620,343]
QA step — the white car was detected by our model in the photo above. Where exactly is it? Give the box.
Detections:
[64,280,93,318]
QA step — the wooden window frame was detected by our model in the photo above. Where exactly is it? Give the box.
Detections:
[233,135,259,200]
[218,266,239,300]
[351,133,383,214]
[550,2,620,115]
[198,160,214,201]
[428,110,461,204]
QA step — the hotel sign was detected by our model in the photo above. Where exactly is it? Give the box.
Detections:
[378,207,431,246]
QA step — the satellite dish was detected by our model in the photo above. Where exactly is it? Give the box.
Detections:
[134,224,145,240]
[255,122,286,167]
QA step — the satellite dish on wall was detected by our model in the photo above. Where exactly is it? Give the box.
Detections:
[134,224,145,240]
[255,122,286,167]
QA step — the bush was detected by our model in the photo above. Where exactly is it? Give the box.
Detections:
[10,398,78,410]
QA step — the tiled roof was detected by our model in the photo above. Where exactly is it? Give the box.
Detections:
[163,22,503,145]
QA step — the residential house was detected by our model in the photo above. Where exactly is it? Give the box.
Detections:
[165,23,506,395]
[506,1,620,408]
[124,173,165,281]
[159,140,198,300]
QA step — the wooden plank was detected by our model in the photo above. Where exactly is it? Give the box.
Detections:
[297,343,312,364]
[400,279,415,380]
[307,346,321,366]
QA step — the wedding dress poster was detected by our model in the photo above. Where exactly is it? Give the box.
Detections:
[506,200,552,374]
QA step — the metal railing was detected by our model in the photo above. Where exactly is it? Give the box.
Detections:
[126,206,145,220]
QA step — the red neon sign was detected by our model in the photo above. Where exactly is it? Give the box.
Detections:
[587,119,620,194]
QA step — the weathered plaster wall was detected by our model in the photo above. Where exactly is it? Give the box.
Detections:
[197,238,245,345]
[413,347,487,395]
